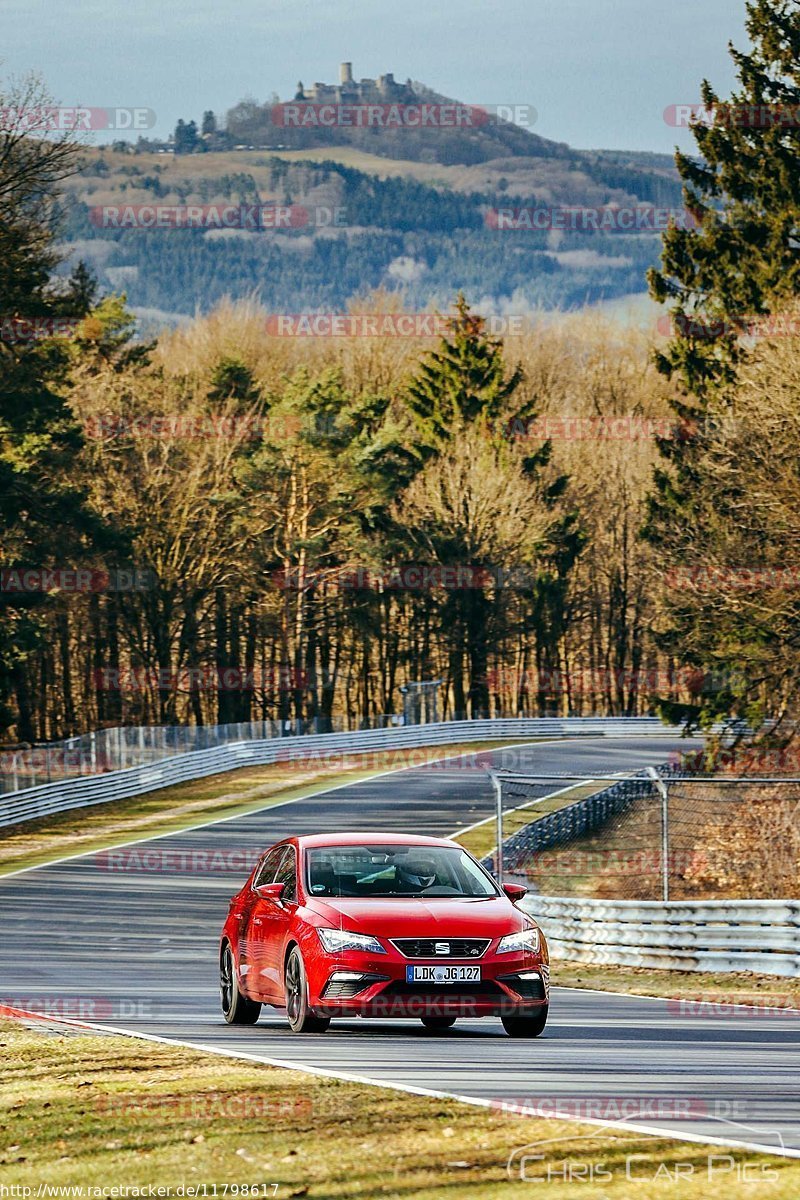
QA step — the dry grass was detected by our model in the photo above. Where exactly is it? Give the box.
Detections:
[517,779,800,900]
[553,960,800,1007]
[1,1021,797,1198]
[67,144,668,205]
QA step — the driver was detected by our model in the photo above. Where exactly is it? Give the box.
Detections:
[396,857,438,892]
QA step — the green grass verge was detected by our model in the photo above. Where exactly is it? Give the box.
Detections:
[1,1022,797,1198]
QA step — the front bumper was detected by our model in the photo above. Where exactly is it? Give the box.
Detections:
[309,946,549,1018]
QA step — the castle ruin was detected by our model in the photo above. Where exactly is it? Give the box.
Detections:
[294,64,416,105]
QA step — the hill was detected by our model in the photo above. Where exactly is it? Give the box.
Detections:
[57,70,684,325]
[220,78,573,166]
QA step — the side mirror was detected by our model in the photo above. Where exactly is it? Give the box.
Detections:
[255,882,285,902]
[503,882,528,902]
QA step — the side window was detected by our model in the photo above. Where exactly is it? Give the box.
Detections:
[273,846,298,903]
[253,846,285,889]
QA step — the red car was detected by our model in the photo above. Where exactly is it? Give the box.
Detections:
[219,832,549,1037]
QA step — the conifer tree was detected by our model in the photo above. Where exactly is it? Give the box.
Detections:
[646,1,800,732]
[0,79,108,737]
[648,0,800,397]
[394,297,580,717]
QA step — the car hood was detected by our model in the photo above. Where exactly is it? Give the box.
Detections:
[306,894,531,937]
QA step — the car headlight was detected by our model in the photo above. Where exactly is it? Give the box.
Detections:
[497,927,541,955]
[317,928,387,955]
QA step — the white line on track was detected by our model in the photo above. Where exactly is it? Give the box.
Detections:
[12,736,775,1158]
[0,737,567,881]
[3,1004,796,1160]
[449,779,588,837]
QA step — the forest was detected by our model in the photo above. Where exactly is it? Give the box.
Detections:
[57,146,684,318]
[2,0,799,746]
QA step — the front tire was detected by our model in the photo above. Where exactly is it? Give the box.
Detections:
[421,1015,456,1030]
[220,942,261,1025]
[285,947,331,1033]
[501,1004,548,1038]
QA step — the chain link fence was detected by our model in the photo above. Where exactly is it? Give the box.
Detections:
[486,768,800,901]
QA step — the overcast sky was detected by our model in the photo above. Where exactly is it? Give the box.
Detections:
[3,0,746,153]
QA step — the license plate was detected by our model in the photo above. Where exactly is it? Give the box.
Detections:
[406,965,481,983]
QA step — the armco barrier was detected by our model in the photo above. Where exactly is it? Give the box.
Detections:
[0,716,681,830]
[524,895,800,977]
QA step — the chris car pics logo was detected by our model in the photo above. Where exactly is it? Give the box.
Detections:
[507,1118,784,1185]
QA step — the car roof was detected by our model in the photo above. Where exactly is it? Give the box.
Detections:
[295,832,460,850]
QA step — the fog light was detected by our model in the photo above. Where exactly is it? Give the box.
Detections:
[321,971,389,1000]
[498,971,547,1002]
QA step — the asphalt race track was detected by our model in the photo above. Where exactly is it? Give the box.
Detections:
[2,736,798,1157]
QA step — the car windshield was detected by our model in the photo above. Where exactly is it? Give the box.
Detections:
[306,843,499,898]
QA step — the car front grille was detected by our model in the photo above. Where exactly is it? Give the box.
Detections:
[391,937,491,959]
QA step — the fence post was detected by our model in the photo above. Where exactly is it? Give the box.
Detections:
[647,766,670,902]
[489,769,503,886]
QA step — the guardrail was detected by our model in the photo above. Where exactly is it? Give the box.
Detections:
[0,715,412,794]
[0,712,691,795]
[0,716,681,830]
[524,895,800,977]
